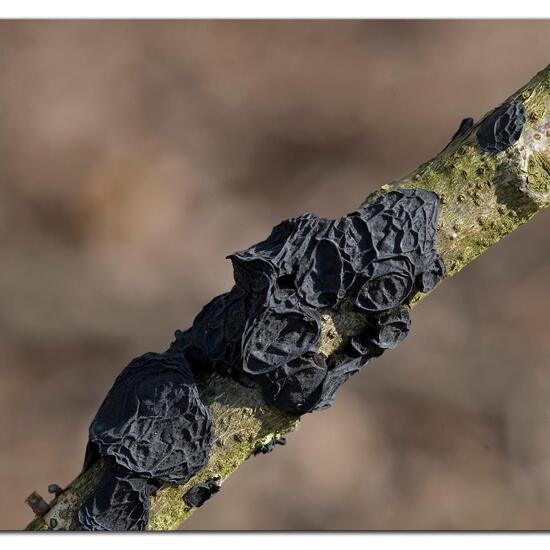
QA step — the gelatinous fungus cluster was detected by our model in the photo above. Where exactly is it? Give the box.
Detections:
[77,461,151,531]
[188,188,445,414]
[451,117,474,141]
[183,478,221,508]
[253,436,287,456]
[77,352,213,531]
[76,187,445,531]
[477,101,525,152]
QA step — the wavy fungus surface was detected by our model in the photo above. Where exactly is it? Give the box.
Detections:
[476,101,525,153]
[77,352,213,530]
[190,189,444,414]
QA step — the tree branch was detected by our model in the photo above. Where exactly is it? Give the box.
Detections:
[25,63,550,531]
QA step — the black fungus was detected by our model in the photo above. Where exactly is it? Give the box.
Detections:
[257,354,328,414]
[48,483,63,497]
[199,187,445,415]
[183,478,221,508]
[78,186,445,530]
[230,214,322,274]
[310,331,389,413]
[191,291,242,367]
[192,292,228,360]
[451,117,474,141]
[371,307,411,350]
[88,352,213,485]
[381,191,436,253]
[307,331,387,413]
[416,254,446,293]
[349,189,442,313]
[355,256,416,313]
[82,440,100,474]
[241,290,322,376]
[77,462,149,531]
[229,213,324,306]
[254,436,287,456]
[191,288,249,374]
[296,237,347,308]
[348,331,383,360]
[310,356,365,412]
[184,189,442,414]
[167,328,192,356]
[78,351,214,531]
[476,101,525,153]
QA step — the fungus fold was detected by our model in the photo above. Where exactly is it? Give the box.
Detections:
[190,188,444,415]
[80,187,444,531]
[476,101,525,152]
[77,352,213,531]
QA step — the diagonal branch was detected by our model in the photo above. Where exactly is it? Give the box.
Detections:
[25,62,550,531]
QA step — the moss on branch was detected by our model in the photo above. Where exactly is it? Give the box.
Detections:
[25,63,550,531]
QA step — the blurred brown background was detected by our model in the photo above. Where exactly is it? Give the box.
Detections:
[1,20,550,530]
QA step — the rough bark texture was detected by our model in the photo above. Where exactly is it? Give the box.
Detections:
[25,63,550,531]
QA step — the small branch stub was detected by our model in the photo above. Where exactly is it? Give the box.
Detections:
[25,492,50,517]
